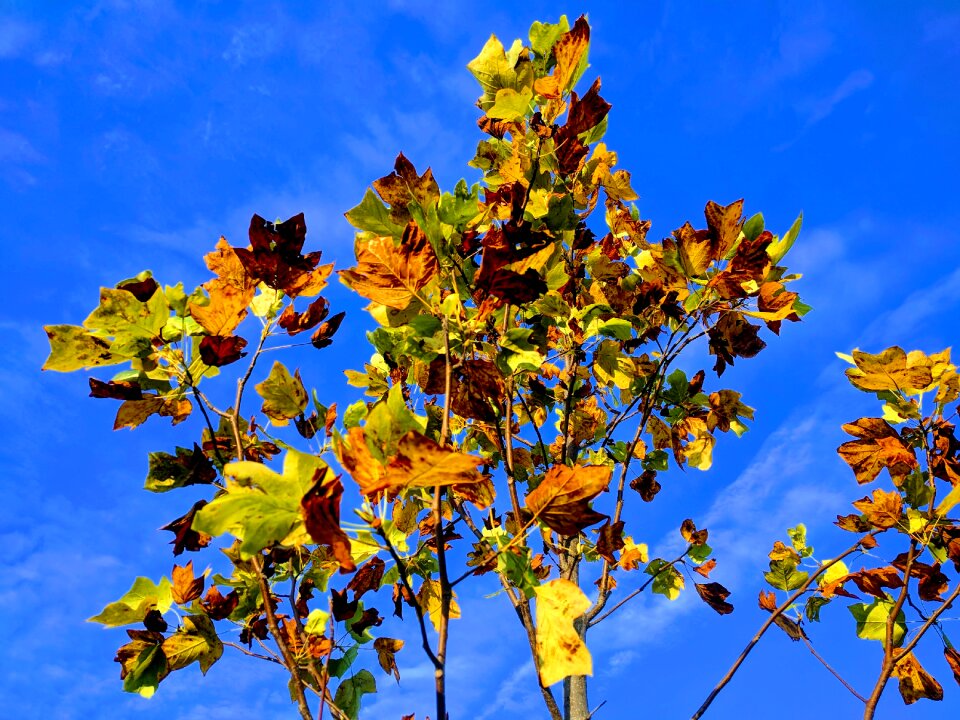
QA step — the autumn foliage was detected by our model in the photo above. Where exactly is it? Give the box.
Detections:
[42,15,960,720]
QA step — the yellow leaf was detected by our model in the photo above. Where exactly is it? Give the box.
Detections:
[535,579,592,686]
[417,579,460,632]
[845,347,934,395]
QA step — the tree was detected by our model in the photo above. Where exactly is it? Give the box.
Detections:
[42,14,960,720]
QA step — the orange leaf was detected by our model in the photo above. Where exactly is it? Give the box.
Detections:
[340,221,438,310]
[525,464,610,536]
[891,651,944,704]
[171,561,205,604]
[851,488,904,528]
[838,418,917,485]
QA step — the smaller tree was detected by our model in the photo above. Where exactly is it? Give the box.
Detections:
[694,346,960,720]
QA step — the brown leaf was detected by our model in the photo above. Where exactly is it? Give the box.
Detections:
[708,312,766,376]
[704,199,744,260]
[629,470,660,502]
[851,488,903,528]
[707,230,772,300]
[200,587,239,621]
[89,378,143,400]
[891,553,949,602]
[189,237,258,335]
[891,651,944,704]
[680,519,708,546]
[199,334,248,367]
[301,467,356,573]
[171,561,205,604]
[595,521,624,564]
[117,276,159,301]
[114,395,191,430]
[339,221,438,310]
[350,608,383,636]
[374,637,404,682]
[532,15,589,99]
[525,464,611,536]
[372,153,440,224]
[277,296,329,335]
[235,214,332,298]
[695,582,734,615]
[944,647,960,686]
[331,588,358,622]
[846,567,904,599]
[311,311,346,349]
[838,418,918,485]
[835,513,873,533]
[161,500,212,555]
[347,557,385,600]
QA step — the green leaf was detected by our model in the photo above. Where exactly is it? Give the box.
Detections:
[144,445,214,493]
[42,325,123,371]
[742,212,764,241]
[805,596,831,622]
[333,669,377,720]
[488,86,533,121]
[646,559,684,600]
[305,608,331,636]
[364,384,426,460]
[688,542,712,564]
[499,327,543,373]
[255,361,308,426]
[467,35,529,110]
[849,599,906,645]
[763,559,809,591]
[161,615,223,674]
[89,576,174,627]
[767,211,802,263]
[438,179,481,229]
[345,189,405,236]
[787,524,813,558]
[193,449,327,558]
[84,286,169,340]
[328,645,359,679]
[123,644,168,698]
[529,16,570,58]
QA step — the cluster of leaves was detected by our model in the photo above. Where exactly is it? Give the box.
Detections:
[757,347,960,715]
[44,15,812,720]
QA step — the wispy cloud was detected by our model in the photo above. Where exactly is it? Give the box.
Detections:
[804,68,874,126]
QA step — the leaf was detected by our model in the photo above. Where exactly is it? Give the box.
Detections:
[161,615,223,675]
[532,15,589,98]
[764,559,809,592]
[311,311,346,349]
[145,444,216,493]
[345,188,405,236]
[891,651,944,704]
[416,578,461,632]
[845,347,934,395]
[42,324,122,371]
[332,669,377,720]
[838,418,918,485]
[767,211,802,263]
[347,557,386,599]
[114,395,191,430]
[694,582,734,615]
[340,221,439,310]
[301,467,356,573]
[255,361,308,426]
[89,576,174,627]
[161,501,212,555]
[847,567,904,599]
[373,637,404,682]
[945,647,960,686]
[193,449,326,558]
[525,464,611,536]
[535,579,593,686]
[338,428,484,498]
[171,561,205,604]
[849,598,906,644]
[646,559,685,600]
[851,488,903,528]
[198,334,248,367]
[235,214,333,298]
[115,632,167,697]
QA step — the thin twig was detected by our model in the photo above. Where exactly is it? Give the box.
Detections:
[800,634,866,703]
[587,550,689,627]
[224,641,283,665]
[691,532,879,719]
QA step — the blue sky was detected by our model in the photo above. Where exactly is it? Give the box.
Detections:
[3,1,960,718]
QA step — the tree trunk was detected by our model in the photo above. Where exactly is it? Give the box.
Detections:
[560,544,590,720]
